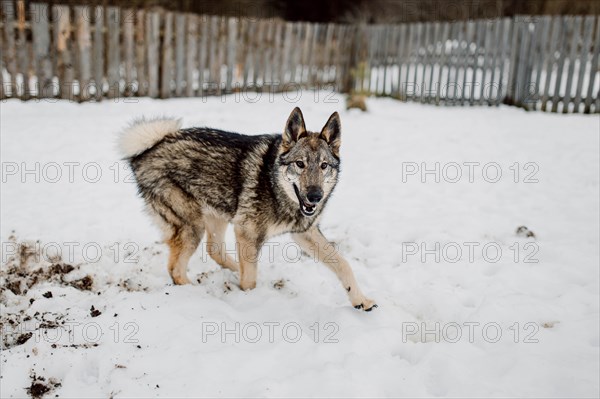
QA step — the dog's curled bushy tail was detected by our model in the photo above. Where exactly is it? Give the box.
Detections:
[118,117,182,158]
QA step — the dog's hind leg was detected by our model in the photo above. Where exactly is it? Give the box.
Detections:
[205,215,239,272]
[234,225,261,290]
[166,223,204,285]
[148,191,204,285]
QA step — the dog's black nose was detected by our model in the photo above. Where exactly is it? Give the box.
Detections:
[306,186,323,204]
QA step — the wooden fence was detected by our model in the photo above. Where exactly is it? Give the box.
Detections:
[0,1,598,113]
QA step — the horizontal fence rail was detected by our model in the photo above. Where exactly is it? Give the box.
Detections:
[0,1,598,113]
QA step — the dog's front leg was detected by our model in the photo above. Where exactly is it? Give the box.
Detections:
[234,225,261,290]
[292,227,377,311]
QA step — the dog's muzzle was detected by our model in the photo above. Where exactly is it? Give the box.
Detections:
[293,183,318,216]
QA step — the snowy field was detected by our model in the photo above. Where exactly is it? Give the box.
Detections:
[1,92,599,398]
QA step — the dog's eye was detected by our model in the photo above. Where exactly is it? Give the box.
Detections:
[321,162,328,170]
[296,160,305,168]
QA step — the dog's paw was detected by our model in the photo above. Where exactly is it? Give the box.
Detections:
[171,274,191,285]
[239,280,256,291]
[353,298,378,312]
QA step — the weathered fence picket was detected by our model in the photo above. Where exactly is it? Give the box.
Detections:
[93,6,104,99]
[1,2,598,113]
[31,3,52,98]
[75,6,92,101]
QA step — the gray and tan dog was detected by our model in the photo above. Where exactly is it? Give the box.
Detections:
[120,107,376,310]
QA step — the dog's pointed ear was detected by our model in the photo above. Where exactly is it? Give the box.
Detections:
[283,107,307,148]
[319,111,341,157]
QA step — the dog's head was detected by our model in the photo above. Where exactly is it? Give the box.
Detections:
[278,107,341,217]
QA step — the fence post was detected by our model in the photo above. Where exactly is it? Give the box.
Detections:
[106,7,121,99]
[2,0,18,98]
[186,14,198,97]
[573,16,594,112]
[54,5,75,100]
[16,0,30,100]
[161,11,174,98]
[583,16,600,114]
[551,16,570,112]
[75,6,92,101]
[31,3,53,99]
[93,6,105,100]
[146,11,160,98]
[123,9,135,96]
[342,24,360,94]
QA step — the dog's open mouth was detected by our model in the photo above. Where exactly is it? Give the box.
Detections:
[293,184,317,216]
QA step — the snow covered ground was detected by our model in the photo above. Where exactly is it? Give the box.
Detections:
[1,92,598,398]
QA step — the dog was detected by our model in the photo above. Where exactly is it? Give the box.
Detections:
[120,107,376,311]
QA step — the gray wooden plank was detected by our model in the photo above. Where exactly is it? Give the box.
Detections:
[531,16,551,110]
[264,20,275,87]
[198,15,209,94]
[249,19,260,86]
[302,22,313,87]
[217,16,227,94]
[161,12,174,98]
[135,9,147,97]
[522,18,540,109]
[31,3,53,98]
[495,18,512,105]
[280,22,293,86]
[333,24,345,92]
[488,19,501,104]
[426,22,437,102]
[238,18,249,88]
[185,14,198,97]
[435,22,450,105]
[419,22,431,102]
[461,21,475,104]
[552,16,570,112]
[16,0,29,99]
[470,20,484,104]
[75,6,92,101]
[250,19,260,86]
[3,1,17,96]
[380,25,390,95]
[458,20,470,103]
[515,18,531,107]
[541,17,561,111]
[271,19,282,87]
[206,15,217,90]
[506,16,522,104]
[443,21,458,104]
[146,11,160,98]
[563,16,582,112]
[369,25,379,94]
[54,5,74,100]
[242,21,257,89]
[344,25,359,93]
[573,16,594,112]
[427,22,440,103]
[386,25,398,95]
[106,7,120,98]
[226,17,237,93]
[395,24,407,98]
[411,23,422,101]
[93,6,105,99]
[175,13,186,96]
[122,8,135,97]
[322,23,334,85]
[584,16,600,113]
[210,16,222,92]
[478,20,492,105]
